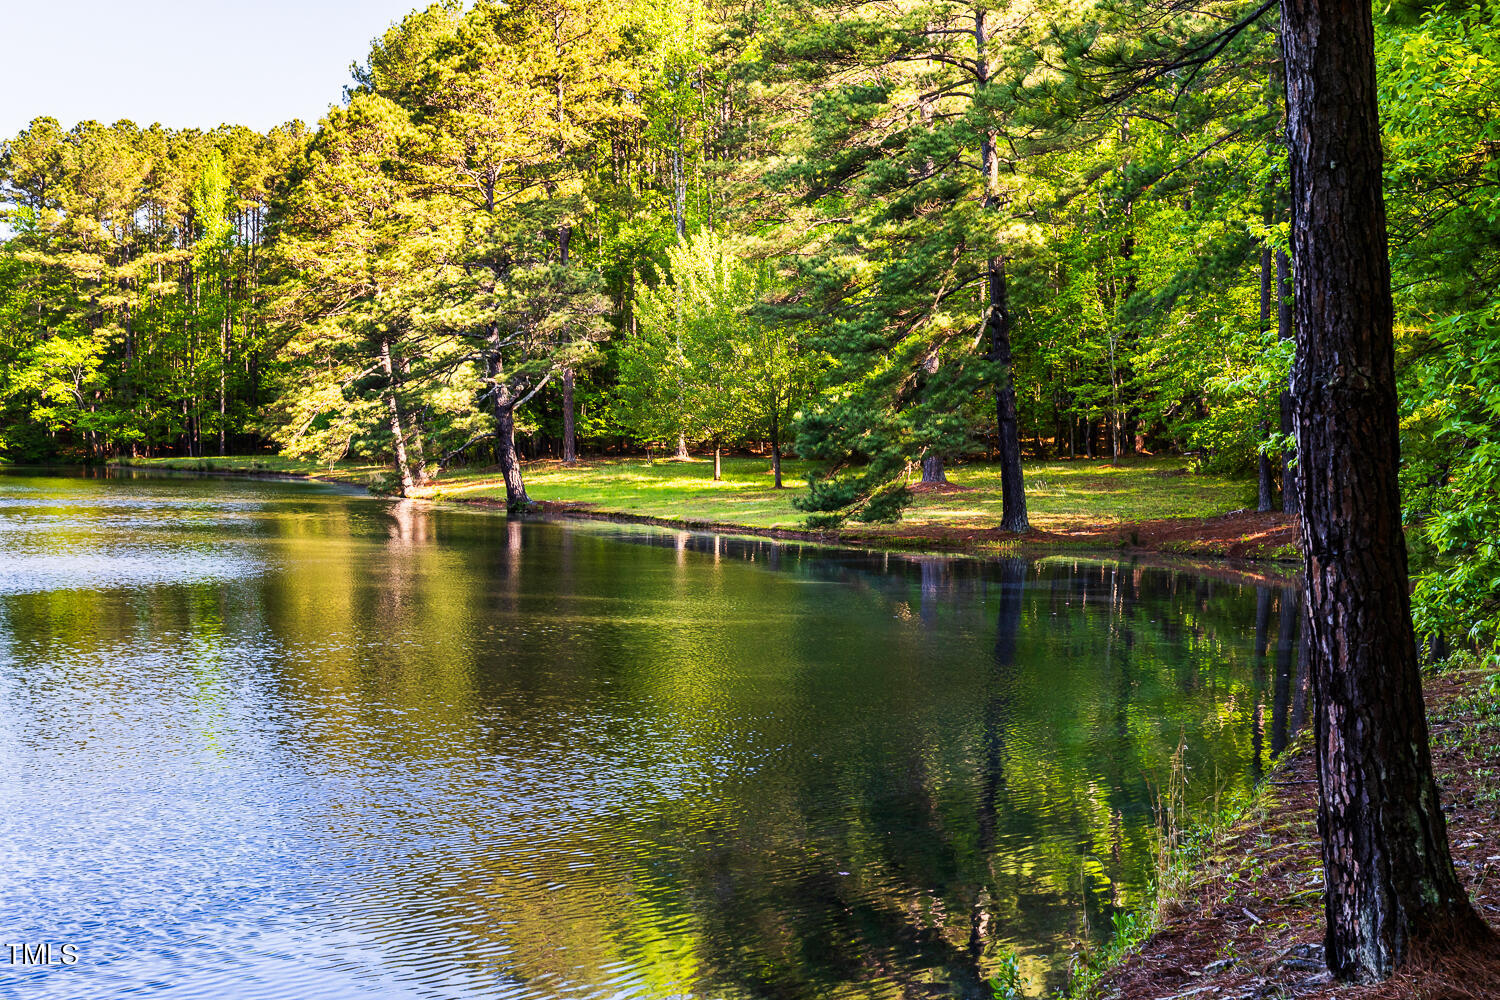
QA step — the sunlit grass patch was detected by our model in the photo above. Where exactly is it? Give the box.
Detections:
[435,454,1255,533]
[117,453,1257,536]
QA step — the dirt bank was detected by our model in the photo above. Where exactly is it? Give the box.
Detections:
[511,498,1301,566]
[1094,668,1500,1000]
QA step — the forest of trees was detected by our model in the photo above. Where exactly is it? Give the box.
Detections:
[5,0,1500,982]
[4,0,1496,640]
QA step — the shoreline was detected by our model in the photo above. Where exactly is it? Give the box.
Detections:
[100,455,1500,994]
[105,456,1303,573]
[1084,665,1500,999]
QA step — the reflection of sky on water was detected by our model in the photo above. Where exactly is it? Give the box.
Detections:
[0,549,262,595]
[0,471,1304,1000]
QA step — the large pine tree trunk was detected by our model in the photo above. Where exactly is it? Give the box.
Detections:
[987,258,1029,532]
[494,401,531,514]
[920,453,947,484]
[1281,0,1491,978]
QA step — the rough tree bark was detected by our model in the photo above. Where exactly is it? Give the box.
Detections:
[921,453,948,484]
[986,258,1029,532]
[484,341,532,514]
[1281,0,1492,978]
[493,397,531,513]
[562,367,577,465]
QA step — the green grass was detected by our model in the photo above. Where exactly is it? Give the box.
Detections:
[110,452,1259,537]
[433,455,1258,533]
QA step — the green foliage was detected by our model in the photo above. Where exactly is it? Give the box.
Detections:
[0,117,305,460]
[987,949,1023,999]
[619,231,823,473]
[4,0,1500,655]
[1381,0,1500,654]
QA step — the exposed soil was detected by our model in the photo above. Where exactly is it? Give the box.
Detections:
[840,509,1301,562]
[515,500,1302,567]
[1094,669,1500,1000]
[908,479,979,494]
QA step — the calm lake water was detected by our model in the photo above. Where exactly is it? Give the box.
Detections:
[0,471,1304,999]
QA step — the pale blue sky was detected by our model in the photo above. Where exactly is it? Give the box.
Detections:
[2,0,424,139]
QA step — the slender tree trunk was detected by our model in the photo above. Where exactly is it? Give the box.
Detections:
[973,10,1029,532]
[1267,53,1301,518]
[378,336,415,498]
[556,214,578,469]
[713,442,721,481]
[409,424,429,484]
[672,121,687,243]
[1277,249,1300,516]
[1118,118,1139,457]
[1257,428,1275,512]
[398,356,429,483]
[770,409,784,489]
[562,368,577,465]
[987,258,1029,532]
[1109,338,1122,465]
[1281,0,1491,978]
[1258,244,1276,512]
[219,270,229,457]
[484,336,532,513]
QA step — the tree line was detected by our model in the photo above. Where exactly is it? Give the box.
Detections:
[4,0,1500,980]
[3,0,1495,666]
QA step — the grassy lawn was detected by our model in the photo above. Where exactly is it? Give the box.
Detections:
[111,452,1259,534]
[432,455,1258,533]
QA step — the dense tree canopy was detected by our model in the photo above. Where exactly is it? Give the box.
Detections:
[6,0,1500,982]
[1,0,1498,642]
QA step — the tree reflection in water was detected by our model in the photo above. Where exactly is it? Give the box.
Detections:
[0,475,1306,1000]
